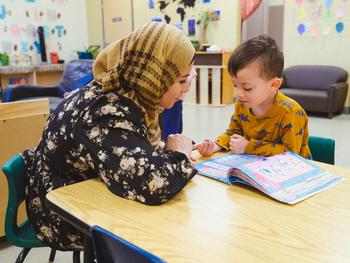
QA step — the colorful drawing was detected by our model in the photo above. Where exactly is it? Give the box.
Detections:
[297,23,306,35]
[310,24,319,37]
[188,18,196,36]
[325,0,333,9]
[148,0,155,9]
[336,22,344,33]
[297,7,305,20]
[336,6,345,18]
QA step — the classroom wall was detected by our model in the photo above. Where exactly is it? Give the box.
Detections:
[283,0,350,108]
[85,0,103,47]
[0,0,88,64]
[133,0,241,51]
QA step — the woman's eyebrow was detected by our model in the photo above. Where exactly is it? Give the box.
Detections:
[181,73,190,77]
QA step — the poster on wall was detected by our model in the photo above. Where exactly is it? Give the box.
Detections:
[0,0,87,65]
[157,0,196,25]
[294,0,347,37]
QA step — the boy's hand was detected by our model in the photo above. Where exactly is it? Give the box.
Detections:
[229,134,249,154]
[194,139,222,157]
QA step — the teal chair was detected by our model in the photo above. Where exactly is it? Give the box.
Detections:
[308,136,335,165]
[2,154,81,262]
[2,153,57,263]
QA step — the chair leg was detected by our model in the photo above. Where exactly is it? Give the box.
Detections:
[73,251,81,263]
[15,247,31,263]
[328,112,333,118]
[49,249,57,262]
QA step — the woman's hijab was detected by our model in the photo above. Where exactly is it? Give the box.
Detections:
[93,22,195,149]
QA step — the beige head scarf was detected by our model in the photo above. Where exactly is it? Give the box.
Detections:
[93,22,195,149]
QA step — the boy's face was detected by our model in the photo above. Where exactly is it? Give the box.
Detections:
[231,60,281,111]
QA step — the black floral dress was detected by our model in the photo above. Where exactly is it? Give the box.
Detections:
[23,81,196,251]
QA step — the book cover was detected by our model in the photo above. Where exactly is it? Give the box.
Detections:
[195,152,343,204]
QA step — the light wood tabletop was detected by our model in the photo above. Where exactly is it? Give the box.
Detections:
[46,160,350,263]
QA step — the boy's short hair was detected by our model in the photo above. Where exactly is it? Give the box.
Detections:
[228,34,284,80]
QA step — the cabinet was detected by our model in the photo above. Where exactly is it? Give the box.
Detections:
[0,64,64,99]
[184,51,234,106]
[0,99,49,237]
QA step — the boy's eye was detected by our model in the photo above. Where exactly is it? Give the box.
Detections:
[179,80,187,84]
[244,88,252,91]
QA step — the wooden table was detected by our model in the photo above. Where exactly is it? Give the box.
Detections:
[46,161,350,263]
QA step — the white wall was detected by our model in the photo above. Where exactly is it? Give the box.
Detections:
[283,0,350,106]
[0,0,88,64]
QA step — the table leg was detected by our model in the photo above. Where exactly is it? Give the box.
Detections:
[83,235,95,263]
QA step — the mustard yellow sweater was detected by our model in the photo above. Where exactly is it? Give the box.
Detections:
[216,91,311,158]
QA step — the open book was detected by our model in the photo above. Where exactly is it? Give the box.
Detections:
[195,152,343,204]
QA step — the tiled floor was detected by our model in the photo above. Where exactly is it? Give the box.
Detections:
[1,104,350,262]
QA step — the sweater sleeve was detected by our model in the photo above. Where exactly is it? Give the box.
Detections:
[74,100,196,206]
[245,110,310,158]
[216,104,243,151]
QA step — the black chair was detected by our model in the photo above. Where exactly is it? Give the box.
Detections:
[4,59,94,112]
[91,225,166,263]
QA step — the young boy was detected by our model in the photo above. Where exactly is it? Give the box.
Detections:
[196,34,311,158]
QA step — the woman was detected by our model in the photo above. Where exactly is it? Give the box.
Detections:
[23,22,196,251]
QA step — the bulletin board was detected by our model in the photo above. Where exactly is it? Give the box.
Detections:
[283,0,350,108]
[0,0,88,64]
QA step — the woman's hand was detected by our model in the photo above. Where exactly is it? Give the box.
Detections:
[165,134,193,158]
[194,139,222,157]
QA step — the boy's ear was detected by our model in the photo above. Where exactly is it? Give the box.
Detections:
[271,77,282,90]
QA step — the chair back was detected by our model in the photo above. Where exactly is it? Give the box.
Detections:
[308,135,335,165]
[0,99,49,236]
[58,59,94,97]
[91,225,166,263]
[283,65,348,90]
[2,153,42,247]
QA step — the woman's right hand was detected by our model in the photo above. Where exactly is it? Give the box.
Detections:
[165,134,193,158]
[195,139,222,157]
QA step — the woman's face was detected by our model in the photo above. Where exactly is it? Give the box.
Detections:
[159,64,196,109]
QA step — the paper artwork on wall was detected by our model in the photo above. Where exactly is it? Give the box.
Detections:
[148,0,155,9]
[297,7,305,21]
[294,0,349,37]
[0,0,82,64]
[202,0,211,3]
[325,0,334,9]
[211,10,221,21]
[310,24,319,36]
[336,22,344,33]
[188,18,195,35]
[297,23,306,35]
[156,0,197,24]
[325,8,333,21]
[174,23,183,30]
[151,17,162,22]
[335,6,345,18]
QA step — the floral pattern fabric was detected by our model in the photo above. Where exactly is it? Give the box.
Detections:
[23,81,196,251]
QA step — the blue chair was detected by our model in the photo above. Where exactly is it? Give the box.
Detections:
[91,225,166,263]
[2,154,80,263]
[4,59,94,112]
[308,135,335,165]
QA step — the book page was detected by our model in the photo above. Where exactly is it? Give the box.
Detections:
[237,152,343,204]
